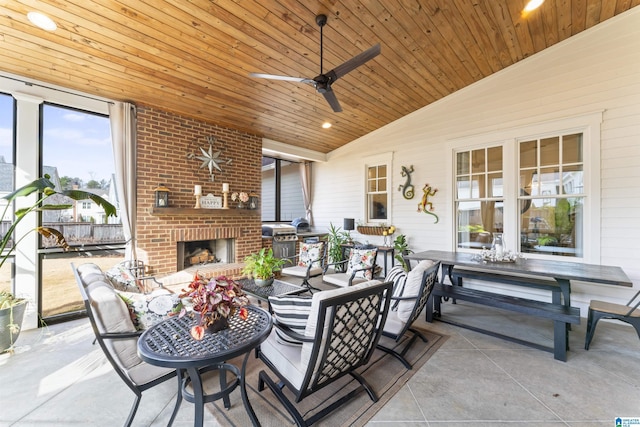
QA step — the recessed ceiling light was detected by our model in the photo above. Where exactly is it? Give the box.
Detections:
[523,0,544,12]
[27,11,57,31]
[322,122,332,129]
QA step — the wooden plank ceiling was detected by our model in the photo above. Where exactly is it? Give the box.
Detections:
[1,0,638,154]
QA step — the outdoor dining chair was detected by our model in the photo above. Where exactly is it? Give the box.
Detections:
[584,289,640,350]
[72,262,181,427]
[281,240,326,292]
[322,244,378,287]
[377,260,440,369]
[257,279,393,426]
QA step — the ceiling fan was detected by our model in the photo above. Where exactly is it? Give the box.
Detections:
[249,14,381,113]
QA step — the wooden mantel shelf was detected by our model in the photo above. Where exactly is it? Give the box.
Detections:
[149,207,261,217]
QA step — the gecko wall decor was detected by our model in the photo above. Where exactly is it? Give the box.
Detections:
[417,183,439,223]
[398,165,415,200]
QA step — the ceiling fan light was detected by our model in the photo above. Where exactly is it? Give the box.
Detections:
[27,11,57,31]
[523,0,544,12]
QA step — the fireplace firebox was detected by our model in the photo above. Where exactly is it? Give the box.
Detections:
[177,239,235,271]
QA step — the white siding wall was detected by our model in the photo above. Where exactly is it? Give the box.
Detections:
[312,8,640,313]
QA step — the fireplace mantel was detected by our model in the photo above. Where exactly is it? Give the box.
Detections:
[149,207,261,217]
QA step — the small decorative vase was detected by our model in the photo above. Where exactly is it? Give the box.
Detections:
[206,317,229,334]
[237,201,245,209]
[491,233,505,258]
[254,277,274,287]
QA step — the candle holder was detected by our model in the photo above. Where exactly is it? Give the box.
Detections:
[222,190,229,209]
[194,184,202,208]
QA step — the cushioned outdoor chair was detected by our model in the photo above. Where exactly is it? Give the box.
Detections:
[72,263,181,427]
[584,289,640,350]
[322,244,378,287]
[377,259,440,369]
[281,241,326,292]
[257,279,393,427]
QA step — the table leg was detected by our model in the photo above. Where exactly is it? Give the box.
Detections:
[554,278,571,307]
[241,350,261,427]
[187,367,205,427]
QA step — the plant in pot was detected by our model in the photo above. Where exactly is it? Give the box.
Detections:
[0,175,116,353]
[325,222,349,273]
[241,248,285,287]
[393,234,413,271]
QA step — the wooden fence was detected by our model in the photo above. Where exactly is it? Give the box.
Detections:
[1,222,125,247]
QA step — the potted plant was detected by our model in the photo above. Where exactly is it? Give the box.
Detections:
[241,248,285,286]
[0,174,116,353]
[179,274,249,340]
[325,222,349,272]
[393,234,413,271]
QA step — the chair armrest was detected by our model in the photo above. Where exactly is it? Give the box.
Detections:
[390,294,418,301]
[272,318,314,343]
[99,331,142,340]
[137,275,164,293]
[323,259,348,273]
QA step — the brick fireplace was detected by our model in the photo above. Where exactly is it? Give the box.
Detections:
[134,105,263,281]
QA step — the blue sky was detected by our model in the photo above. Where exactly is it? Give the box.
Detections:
[0,94,115,185]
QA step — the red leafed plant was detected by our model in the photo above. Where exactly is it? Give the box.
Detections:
[179,274,249,340]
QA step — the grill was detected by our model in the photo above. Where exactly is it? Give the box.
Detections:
[262,224,297,259]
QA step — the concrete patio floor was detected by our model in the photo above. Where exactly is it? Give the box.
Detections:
[1,287,639,426]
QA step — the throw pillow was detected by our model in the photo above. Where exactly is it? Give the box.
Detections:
[117,289,182,330]
[298,242,324,268]
[105,264,142,293]
[384,265,408,310]
[269,295,313,346]
[346,248,377,280]
[396,260,435,323]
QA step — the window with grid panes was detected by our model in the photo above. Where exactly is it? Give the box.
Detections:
[367,164,387,221]
[519,133,583,257]
[455,146,504,249]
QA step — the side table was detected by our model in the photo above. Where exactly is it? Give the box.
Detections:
[137,305,272,427]
[238,278,307,303]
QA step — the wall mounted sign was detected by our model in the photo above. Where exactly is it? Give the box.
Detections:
[200,194,223,209]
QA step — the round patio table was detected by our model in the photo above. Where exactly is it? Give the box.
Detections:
[137,305,272,427]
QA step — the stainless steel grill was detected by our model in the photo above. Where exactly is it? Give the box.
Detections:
[262,224,297,259]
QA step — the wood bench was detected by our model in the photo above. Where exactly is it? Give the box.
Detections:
[449,267,565,305]
[427,282,581,361]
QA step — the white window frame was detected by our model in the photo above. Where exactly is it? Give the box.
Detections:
[447,112,602,263]
[363,152,393,225]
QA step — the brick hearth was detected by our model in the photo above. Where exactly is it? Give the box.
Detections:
[134,105,263,279]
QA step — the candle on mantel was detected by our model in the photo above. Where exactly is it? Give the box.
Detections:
[222,183,230,193]
[194,185,202,196]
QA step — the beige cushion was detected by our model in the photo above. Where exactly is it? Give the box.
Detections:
[322,272,368,288]
[396,260,435,323]
[259,329,307,390]
[281,265,323,278]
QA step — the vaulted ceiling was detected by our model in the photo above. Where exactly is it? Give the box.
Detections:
[1,1,638,154]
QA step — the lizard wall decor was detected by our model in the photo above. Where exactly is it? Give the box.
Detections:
[398,165,415,200]
[417,183,439,223]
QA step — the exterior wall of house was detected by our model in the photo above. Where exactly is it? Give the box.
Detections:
[311,8,640,313]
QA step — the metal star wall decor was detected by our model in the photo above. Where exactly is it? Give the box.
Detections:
[187,135,232,181]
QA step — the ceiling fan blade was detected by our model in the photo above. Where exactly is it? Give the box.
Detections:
[322,88,342,113]
[249,72,315,85]
[329,44,381,81]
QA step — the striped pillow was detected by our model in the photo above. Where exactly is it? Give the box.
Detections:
[269,295,313,346]
[384,265,408,310]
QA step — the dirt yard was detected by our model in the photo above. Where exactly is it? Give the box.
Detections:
[1,255,123,318]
